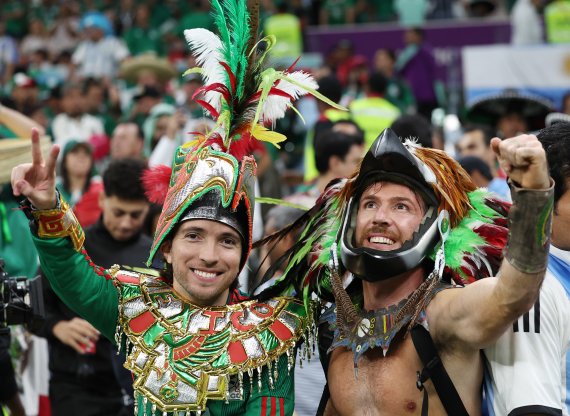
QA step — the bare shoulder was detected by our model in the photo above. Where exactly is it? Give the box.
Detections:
[426,277,499,348]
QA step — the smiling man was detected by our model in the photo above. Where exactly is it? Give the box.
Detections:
[13,130,309,416]
[8,0,345,412]
[269,127,554,415]
[322,128,554,415]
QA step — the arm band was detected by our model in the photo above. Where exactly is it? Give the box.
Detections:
[29,193,85,251]
[505,180,554,274]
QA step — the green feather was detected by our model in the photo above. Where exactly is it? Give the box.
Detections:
[210,0,230,61]
[254,197,309,211]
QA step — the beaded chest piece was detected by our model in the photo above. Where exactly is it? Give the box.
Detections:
[111,268,309,415]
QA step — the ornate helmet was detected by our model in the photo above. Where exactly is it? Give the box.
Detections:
[339,128,442,281]
[143,0,344,272]
[255,127,509,301]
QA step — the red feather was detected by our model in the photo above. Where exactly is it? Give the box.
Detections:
[142,165,172,205]
[219,62,237,94]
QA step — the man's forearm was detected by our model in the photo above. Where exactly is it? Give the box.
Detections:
[498,180,554,314]
[0,104,45,137]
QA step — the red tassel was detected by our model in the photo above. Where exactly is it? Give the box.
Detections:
[142,165,172,205]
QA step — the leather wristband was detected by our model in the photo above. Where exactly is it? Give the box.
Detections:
[30,192,85,251]
[505,179,554,274]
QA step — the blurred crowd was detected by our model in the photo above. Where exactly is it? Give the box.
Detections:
[1,0,570,415]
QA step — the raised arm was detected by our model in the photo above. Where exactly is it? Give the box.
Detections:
[430,134,553,349]
[0,104,46,138]
[11,130,119,341]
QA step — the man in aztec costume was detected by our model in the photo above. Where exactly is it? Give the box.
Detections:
[10,0,343,414]
[10,0,556,415]
[256,129,554,414]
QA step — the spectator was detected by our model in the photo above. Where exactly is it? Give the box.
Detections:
[37,159,151,416]
[466,89,553,138]
[83,78,119,137]
[51,83,105,151]
[394,0,429,26]
[511,0,543,45]
[176,72,205,120]
[304,75,349,182]
[142,102,176,158]
[296,121,365,208]
[483,121,570,415]
[176,0,214,35]
[1,0,26,39]
[125,85,163,128]
[390,113,433,148]
[1,73,40,118]
[349,71,401,148]
[57,141,103,228]
[264,2,303,59]
[457,155,506,198]
[373,48,415,114]
[0,100,46,138]
[72,12,130,81]
[109,122,145,161]
[396,27,440,119]
[46,1,80,60]
[319,0,356,25]
[20,19,49,58]
[544,0,570,43]
[0,22,18,88]
[466,0,499,17]
[123,4,164,56]
[455,124,510,201]
[118,54,176,115]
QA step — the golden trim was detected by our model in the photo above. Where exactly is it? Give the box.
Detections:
[32,196,84,250]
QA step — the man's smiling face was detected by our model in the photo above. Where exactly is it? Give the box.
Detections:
[161,219,242,306]
[354,181,425,251]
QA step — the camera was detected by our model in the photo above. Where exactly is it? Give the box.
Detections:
[0,259,45,331]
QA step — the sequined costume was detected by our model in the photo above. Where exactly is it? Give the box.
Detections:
[23,0,346,413]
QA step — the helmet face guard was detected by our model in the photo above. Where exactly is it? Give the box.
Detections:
[339,128,441,281]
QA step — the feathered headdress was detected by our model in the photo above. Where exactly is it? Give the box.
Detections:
[143,0,345,268]
[254,132,510,315]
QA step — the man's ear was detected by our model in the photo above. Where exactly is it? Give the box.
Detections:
[98,190,106,209]
[160,241,172,264]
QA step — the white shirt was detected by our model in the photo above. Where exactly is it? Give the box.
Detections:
[51,113,105,150]
[72,36,129,79]
[484,245,570,415]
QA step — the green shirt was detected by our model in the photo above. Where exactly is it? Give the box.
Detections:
[123,26,164,56]
[32,234,296,415]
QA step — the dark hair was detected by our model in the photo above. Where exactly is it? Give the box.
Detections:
[391,114,433,148]
[82,77,103,95]
[457,156,493,181]
[103,158,148,201]
[367,72,389,95]
[537,122,570,207]
[462,124,495,146]
[61,82,82,97]
[61,144,94,194]
[317,75,342,104]
[409,27,424,39]
[116,121,144,141]
[314,128,364,174]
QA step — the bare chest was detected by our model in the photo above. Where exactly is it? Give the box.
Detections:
[327,337,425,416]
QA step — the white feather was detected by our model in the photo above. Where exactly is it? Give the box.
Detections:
[184,28,226,110]
[261,71,318,123]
